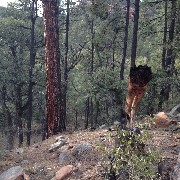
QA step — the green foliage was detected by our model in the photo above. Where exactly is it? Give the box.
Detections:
[137,116,155,130]
[100,129,160,179]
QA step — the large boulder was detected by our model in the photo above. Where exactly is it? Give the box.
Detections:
[0,166,29,180]
[72,142,93,157]
[58,142,93,165]
[153,112,177,128]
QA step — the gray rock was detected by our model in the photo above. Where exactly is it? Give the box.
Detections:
[99,124,107,129]
[113,121,120,125]
[168,104,180,117]
[72,142,93,156]
[58,142,93,164]
[15,148,24,154]
[176,113,180,118]
[0,166,29,180]
[55,136,65,143]
[58,152,73,165]
[48,140,66,153]
[21,160,29,165]
[173,153,180,180]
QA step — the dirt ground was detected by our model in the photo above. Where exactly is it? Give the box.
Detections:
[0,127,179,180]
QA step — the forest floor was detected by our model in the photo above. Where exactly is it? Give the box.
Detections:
[0,125,179,180]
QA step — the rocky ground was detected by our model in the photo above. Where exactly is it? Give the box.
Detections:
[0,124,179,180]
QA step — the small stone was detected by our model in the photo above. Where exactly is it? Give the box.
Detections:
[15,148,24,154]
[21,160,29,165]
[67,145,73,150]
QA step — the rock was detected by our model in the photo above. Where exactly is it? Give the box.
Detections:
[173,153,180,180]
[0,166,29,180]
[21,160,29,165]
[48,140,66,153]
[55,136,65,143]
[176,113,180,118]
[15,148,24,154]
[58,151,73,165]
[113,121,120,126]
[168,104,180,117]
[99,124,107,129]
[51,177,56,180]
[55,165,77,180]
[154,112,177,128]
[72,142,93,161]
[58,142,93,164]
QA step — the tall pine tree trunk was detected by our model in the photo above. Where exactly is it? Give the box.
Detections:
[15,84,23,147]
[158,0,177,110]
[120,0,130,80]
[2,85,14,150]
[27,0,37,146]
[43,0,62,137]
[88,20,94,128]
[84,98,89,129]
[10,44,24,147]
[130,0,140,68]
[166,0,176,74]
[61,0,70,131]
[161,0,168,69]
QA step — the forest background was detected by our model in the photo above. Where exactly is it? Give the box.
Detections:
[0,0,179,151]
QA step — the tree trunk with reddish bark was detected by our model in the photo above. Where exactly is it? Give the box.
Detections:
[42,0,62,138]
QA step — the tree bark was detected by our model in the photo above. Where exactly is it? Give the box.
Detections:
[130,0,140,68]
[120,0,130,80]
[84,98,89,129]
[166,0,176,74]
[161,0,168,69]
[15,84,23,147]
[158,0,177,110]
[61,0,70,132]
[10,44,24,147]
[91,20,94,74]
[75,110,78,130]
[1,85,14,150]
[43,0,62,137]
[27,0,37,146]
[94,98,99,128]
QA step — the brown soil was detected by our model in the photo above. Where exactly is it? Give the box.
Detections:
[0,127,179,180]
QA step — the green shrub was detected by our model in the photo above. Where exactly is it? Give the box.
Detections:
[100,129,160,180]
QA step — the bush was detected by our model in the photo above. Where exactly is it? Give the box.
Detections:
[100,128,160,180]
